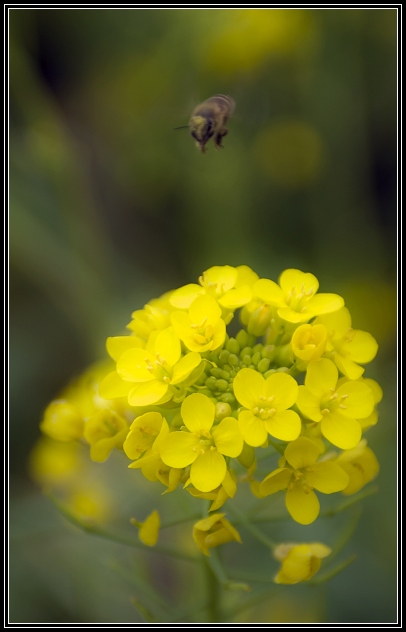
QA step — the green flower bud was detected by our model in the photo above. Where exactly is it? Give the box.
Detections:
[251,352,262,366]
[229,370,236,378]
[257,358,270,373]
[240,347,253,358]
[205,377,217,390]
[220,392,236,404]
[264,369,276,379]
[276,366,290,373]
[249,364,256,370]
[226,338,240,355]
[215,402,232,421]
[210,368,223,379]
[221,370,231,381]
[222,364,232,373]
[253,344,264,354]
[237,443,256,469]
[195,372,208,386]
[219,350,230,364]
[262,345,276,361]
[247,304,272,337]
[242,355,252,366]
[275,344,294,368]
[236,330,249,349]
[199,388,214,397]
[247,334,257,347]
[216,379,229,392]
[171,414,183,428]
[228,354,238,367]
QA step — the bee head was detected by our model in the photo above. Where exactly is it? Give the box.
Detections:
[189,115,214,148]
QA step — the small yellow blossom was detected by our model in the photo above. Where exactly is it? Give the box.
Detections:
[123,411,164,460]
[131,510,160,546]
[315,307,378,379]
[84,409,129,462]
[127,299,173,340]
[291,323,328,365]
[171,295,226,353]
[193,513,242,556]
[337,376,383,430]
[296,359,374,449]
[100,327,201,406]
[169,265,254,311]
[40,400,84,442]
[160,393,243,492]
[260,437,349,524]
[254,269,344,324]
[274,542,332,584]
[335,439,379,495]
[233,368,301,446]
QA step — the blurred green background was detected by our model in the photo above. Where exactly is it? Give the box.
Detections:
[10,8,397,623]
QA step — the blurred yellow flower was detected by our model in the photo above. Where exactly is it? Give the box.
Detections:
[336,439,379,495]
[84,409,129,462]
[193,513,241,557]
[40,400,84,442]
[131,510,160,547]
[274,542,331,584]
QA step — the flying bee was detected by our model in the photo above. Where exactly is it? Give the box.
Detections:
[176,95,235,154]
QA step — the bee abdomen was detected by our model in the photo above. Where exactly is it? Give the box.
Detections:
[207,94,235,113]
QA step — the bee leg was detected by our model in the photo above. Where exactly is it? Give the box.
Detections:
[214,129,228,150]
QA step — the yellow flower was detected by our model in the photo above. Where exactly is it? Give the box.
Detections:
[83,409,129,462]
[260,437,349,524]
[291,323,328,365]
[233,368,301,446]
[28,437,83,488]
[127,298,173,340]
[123,411,164,460]
[171,294,226,353]
[106,334,145,361]
[193,513,242,557]
[131,510,160,546]
[40,400,84,442]
[160,393,243,492]
[100,327,201,406]
[186,469,237,511]
[296,359,375,449]
[336,376,383,430]
[315,307,378,379]
[169,265,254,311]
[274,542,332,584]
[335,439,379,495]
[67,483,113,523]
[254,269,344,324]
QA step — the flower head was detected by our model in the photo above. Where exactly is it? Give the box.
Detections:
[233,368,301,446]
[193,513,242,556]
[335,439,379,495]
[171,295,226,353]
[84,409,129,462]
[274,542,332,584]
[131,510,160,547]
[260,437,349,524]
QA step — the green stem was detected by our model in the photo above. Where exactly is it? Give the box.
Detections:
[308,555,357,585]
[227,502,277,550]
[267,439,286,456]
[204,556,222,623]
[46,492,198,563]
[160,513,201,529]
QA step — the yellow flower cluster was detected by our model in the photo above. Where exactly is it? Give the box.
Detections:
[37,265,381,581]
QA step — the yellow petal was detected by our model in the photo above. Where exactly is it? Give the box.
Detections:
[284,436,321,470]
[235,265,259,288]
[117,348,155,382]
[233,368,264,409]
[254,278,286,307]
[210,318,227,351]
[279,269,319,296]
[296,386,323,422]
[341,330,378,363]
[194,513,226,532]
[106,335,144,360]
[160,431,199,468]
[170,284,204,309]
[277,307,310,324]
[219,286,252,309]
[170,310,193,338]
[171,353,201,385]
[99,371,132,399]
[286,483,320,525]
[336,381,375,419]
[212,417,243,457]
[305,358,338,398]
[321,411,362,449]
[334,353,365,380]
[363,378,383,404]
[190,450,227,492]
[181,393,215,434]
[305,461,350,493]
[306,293,345,316]
[128,380,169,406]
[265,410,301,442]
[316,307,351,340]
[238,410,268,447]
[155,327,181,367]
[189,294,221,328]
[260,467,292,496]
[203,265,237,292]
[264,372,298,410]
[138,511,160,546]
